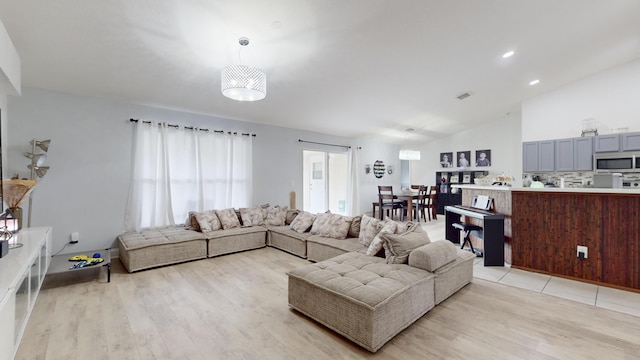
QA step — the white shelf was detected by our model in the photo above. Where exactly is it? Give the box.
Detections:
[0,227,52,360]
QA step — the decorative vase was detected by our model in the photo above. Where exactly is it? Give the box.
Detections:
[10,207,23,231]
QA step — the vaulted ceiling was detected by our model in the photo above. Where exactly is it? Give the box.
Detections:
[1,0,639,144]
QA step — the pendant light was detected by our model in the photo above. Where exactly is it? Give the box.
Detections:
[398,128,421,160]
[221,37,267,101]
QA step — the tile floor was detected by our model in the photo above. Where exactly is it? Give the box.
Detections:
[418,217,640,318]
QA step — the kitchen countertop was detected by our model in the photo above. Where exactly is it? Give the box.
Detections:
[452,184,640,194]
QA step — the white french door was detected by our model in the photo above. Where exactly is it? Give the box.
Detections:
[303,150,347,214]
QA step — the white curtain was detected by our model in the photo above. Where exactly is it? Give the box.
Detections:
[346,147,360,216]
[124,122,252,231]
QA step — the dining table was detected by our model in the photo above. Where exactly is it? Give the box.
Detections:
[390,189,437,222]
[393,191,420,221]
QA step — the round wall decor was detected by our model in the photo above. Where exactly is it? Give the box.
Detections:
[373,160,385,178]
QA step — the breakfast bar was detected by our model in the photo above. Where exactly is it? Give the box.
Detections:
[511,187,640,291]
[453,184,640,291]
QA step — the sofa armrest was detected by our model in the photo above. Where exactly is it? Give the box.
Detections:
[408,240,457,272]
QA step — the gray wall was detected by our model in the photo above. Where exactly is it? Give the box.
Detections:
[7,87,394,255]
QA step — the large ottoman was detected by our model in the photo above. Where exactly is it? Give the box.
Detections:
[118,227,208,272]
[287,252,435,352]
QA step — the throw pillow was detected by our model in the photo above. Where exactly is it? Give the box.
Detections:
[285,209,300,225]
[311,213,352,240]
[358,214,381,247]
[265,206,287,226]
[195,209,222,232]
[365,219,397,256]
[215,208,241,230]
[240,207,265,226]
[348,215,362,238]
[395,220,413,234]
[381,223,431,264]
[289,211,316,233]
[186,211,201,231]
[310,212,332,235]
[408,241,458,272]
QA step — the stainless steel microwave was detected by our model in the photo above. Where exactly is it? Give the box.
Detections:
[594,151,640,173]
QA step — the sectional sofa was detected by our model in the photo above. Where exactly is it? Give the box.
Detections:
[117,206,475,352]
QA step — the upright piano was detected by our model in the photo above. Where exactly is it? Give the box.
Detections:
[445,204,505,266]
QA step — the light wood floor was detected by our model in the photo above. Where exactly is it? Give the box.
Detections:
[17,247,640,360]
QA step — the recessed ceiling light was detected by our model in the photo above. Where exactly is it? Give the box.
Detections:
[529,79,540,86]
[502,51,514,58]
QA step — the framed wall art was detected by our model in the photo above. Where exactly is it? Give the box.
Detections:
[475,149,491,167]
[457,151,471,168]
[439,152,453,168]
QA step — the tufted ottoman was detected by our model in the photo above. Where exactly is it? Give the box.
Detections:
[118,227,207,272]
[287,252,435,352]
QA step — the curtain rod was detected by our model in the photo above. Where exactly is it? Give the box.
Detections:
[298,139,361,149]
[129,118,256,137]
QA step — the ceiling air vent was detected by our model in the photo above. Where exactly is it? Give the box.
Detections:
[456,91,472,100]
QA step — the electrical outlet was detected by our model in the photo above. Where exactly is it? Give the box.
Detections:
[577,245,588,259]
[70,232,79,244]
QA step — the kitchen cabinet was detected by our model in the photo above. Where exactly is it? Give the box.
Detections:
[573,136,594,171]
[555,138,574,171]
[621,132,640,151]
[522,142,539,172]
[525,137,593,172]
[522,140,555,172]
[594,134,621,152]
[538,140,555,172]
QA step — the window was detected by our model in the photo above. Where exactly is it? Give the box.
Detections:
[124,122,252,230]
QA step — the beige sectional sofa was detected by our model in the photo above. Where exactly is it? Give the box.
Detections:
[117,207,474,352]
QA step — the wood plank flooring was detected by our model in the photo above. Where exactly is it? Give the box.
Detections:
[17,247,640,360]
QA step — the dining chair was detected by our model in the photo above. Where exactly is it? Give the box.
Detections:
[377,185,405,221]
[414,185,429,222]
[426,186,438,220]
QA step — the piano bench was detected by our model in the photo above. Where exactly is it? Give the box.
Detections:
[452,223,483,257]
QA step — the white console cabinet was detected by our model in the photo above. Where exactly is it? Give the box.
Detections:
[0,227,52,360]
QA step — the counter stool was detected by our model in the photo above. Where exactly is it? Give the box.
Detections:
[452,222,483,257]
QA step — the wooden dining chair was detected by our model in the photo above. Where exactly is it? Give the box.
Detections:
[414,185,429,222]
[378,185,405,221]
[426,186,438,220]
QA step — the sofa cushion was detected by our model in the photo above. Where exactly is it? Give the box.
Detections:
[310,213,353,240]
[348,215,361,238]
[358,214,382,247]
[194,209,222,232]
[240,207,266,226]
[290,211,316,233]
[203,225,267,239]
[380,223,431,264]
[216,208,241,230]
[118,227,206,250]
[408,240,458,272]
[285,209,300,225]
[186,211,201,231]
[265,206,287,226]
[366,220,397,256]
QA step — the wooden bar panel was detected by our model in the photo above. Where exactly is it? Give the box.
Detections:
[512,190,640,291]
[601,195,640,288]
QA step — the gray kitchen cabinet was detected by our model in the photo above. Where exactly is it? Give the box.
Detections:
[574,136,593,171]
[621,132,640,151]
[538,140,555,172]
[594,134,621,152]
[555,138,574,171]
[523,140,557,172]
[523,142,539,172]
